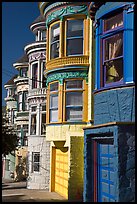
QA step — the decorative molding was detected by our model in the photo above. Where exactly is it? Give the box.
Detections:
[123,3,135,13]
[28,97,46,105]
[29,52,46,62]
[46,70,88,85]
[46,56,89,71]
[46,5,88,26]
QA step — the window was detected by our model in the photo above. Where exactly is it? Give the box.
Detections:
[42,62,46,88]
[24,91,28,111]
[102,12,123,86]
[49,82,58,122]
[65,80,83,121]
[41,30,46,41]
[23,125,28,146]
[41,105,46,135]
[32,152,40,172]
[66,19,83,56]
[30,114,37,135]
[50,23,60,59]
[20,67,28,77]
[18,92,22,111]
[32,63,38,89]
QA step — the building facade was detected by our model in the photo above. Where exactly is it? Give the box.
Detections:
[39,2,93,200]
[83,2,135,202]
[3,75,18,179]
[24,15,50,190]
[13,54,29,181]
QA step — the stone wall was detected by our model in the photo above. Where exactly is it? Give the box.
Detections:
[27,137,50,190]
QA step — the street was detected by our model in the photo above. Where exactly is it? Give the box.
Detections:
[2,179,68,202]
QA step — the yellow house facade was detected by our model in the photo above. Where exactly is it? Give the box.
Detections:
[39,2,94,200]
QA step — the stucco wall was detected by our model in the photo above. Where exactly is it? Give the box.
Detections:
[83,124,135,202]
[94,86,135,125]
[68,136,84,201]
[27,136,50,190]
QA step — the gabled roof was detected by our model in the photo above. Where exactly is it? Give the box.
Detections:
[32,14,45,24]
[4,74,18,86]
[14,54,28,64]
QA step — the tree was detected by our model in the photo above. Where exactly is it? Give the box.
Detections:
[2,115,18,156]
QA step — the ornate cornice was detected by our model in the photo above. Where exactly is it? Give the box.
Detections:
[46,56,89,71]
[46,4,88,26]
[46,70,88,85]
[29,51,46,63]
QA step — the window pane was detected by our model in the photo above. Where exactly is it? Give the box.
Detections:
[50,94,58,108]
[31,115,36,135]
[67,20,83,37]
[50,42,59,59]
[67,38,83,55]
[66,92,82,106]
[66,107,83,121]
[34,154,40,162]
[41,113,46,135]
[42,105,46,111]
[50,109,58,122]
[105,33,123,60]
[66,80,83,89]
[32,106,37,112]
[32,63,38,89]
[50,82,58,92]
[105,58,123,84]
[51,23,60,42]
[33,163,40,172]
[104,12,123,32]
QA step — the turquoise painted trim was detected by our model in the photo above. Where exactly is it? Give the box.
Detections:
[123,7,134,83]
[45,5,88,26]
[45,66,88,75]
[46,70,88,85]
[95,2,133,20]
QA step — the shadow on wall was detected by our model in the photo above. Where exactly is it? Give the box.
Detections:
[15,157,27,181]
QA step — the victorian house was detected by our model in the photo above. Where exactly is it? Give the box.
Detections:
[24,14,50,190]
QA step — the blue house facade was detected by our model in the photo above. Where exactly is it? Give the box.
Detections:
[83,2,135,202]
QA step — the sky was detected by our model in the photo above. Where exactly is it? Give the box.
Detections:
[2,2,41,106]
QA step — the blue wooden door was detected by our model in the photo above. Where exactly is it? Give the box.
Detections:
[98,143,116,202]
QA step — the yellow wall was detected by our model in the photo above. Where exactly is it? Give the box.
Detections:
[69,136,84,201]
[46,124,85,142]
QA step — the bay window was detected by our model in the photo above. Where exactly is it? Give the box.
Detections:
[24,91,28,111]
[20,67,28,77]
[50,23,60,59]
[66,19,83,56]
[102,11,124,87]
[49,82,58,122]
[65,80,83,121]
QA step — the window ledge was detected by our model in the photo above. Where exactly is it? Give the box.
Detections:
[94,82,135,94]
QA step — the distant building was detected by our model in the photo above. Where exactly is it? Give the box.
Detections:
[3,75,18,179]
[13,54,29,181]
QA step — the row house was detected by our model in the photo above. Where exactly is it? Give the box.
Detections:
[24,15,50,190]
[39,2,92,200]
[3,75,18,179]
[13,54,29,181]
[83,2,135,202]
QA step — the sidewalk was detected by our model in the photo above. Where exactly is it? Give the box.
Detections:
[2,178,68,202]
